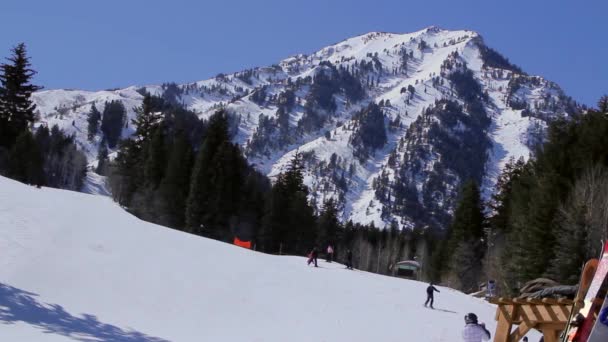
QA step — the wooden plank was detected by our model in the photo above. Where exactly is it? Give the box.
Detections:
[512,297,529,304]
[494,306,514,342]
[526,298,544,305]
[551,305,570,323]
[541,298,559,305]
[545,305,560,322]
[492,297,515,305]
[542,329,559,342]
[499,305,515,323]
[537,323,567,331]
[510,320,535,341]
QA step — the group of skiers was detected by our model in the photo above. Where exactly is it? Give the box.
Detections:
[306,245,353,270]
[424,283,492,342]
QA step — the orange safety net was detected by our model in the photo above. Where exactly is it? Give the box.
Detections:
[234,237,251,249]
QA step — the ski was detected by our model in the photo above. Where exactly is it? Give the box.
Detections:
[568,242,608,342]
[587,292,608,342]
[562,259,599,342]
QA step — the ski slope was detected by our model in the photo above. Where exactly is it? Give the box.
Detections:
[0,176,539,341]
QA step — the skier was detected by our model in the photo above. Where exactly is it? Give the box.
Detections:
[345,249,353,270]
[462,313,491,342]
[307,247,318,267]
[326,245,334,263]
[424,282,440,309]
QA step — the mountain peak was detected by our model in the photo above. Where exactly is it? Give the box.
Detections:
[32,27,579,230]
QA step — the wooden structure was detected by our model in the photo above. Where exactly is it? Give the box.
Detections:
[489,297,582,342]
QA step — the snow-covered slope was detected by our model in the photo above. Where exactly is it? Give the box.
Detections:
[32,26,579,229]
[0,176,541,341]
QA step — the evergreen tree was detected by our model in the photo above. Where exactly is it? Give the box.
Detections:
[185,111,230,235]
[443,181,485,289]
[101,100,126,148]
[317,198,341,247]
[143,126,166,188]
[450,239,481,292]
[260,176,291,252]
[598,95,608,113]
[158,132,194,229]
[0,43,42,148]
[261,152,316,254]
[547,202,588,284]
[87,104,101,141]
[132,93,161,144]
[111,139,141,206]
[8,130,44,186]
[96,143,109,175]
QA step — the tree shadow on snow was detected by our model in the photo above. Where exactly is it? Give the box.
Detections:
[0,282,169,342]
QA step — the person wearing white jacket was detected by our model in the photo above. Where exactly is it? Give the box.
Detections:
[462,313,491,342]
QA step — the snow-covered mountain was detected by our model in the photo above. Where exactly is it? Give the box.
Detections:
[0,175,543,341]
[32,26,579,230]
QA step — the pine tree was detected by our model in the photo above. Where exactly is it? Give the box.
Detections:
[8,130,44,186]
[260,176,291,253]
[0,43,42,148]
[132,93,161,144]
[598,95,608,113]
[185,111,230,235]
[159,132,194,229]
[143,126,166,188]
[111,139,141,206]
[289,190,317,254]
[87,104,101,141]
[547,202,587,284]
[261,152,316,254]
[317,198,341,247]
[446,181,485,257]
[96,143,109,175]
[450,239,482,292]
[443,181,485,288]
[101,100,126,148]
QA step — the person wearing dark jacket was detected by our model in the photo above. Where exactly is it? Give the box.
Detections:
[307,247,318,267]
[424,283,440,308]
[345,249,353,270]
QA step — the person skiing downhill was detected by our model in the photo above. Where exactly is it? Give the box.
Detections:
[424,282,440,309]
[462,313,491,342]
[326,245,334,263]
[307,247,318,267]
[345,249,353,270]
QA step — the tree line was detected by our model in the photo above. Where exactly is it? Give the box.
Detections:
[106,92,436,276]
[430,97,608,294]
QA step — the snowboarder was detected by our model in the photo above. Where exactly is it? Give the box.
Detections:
[462,313,491,342]
[345,249,353,270]
[307,247,318,267]
[424,282,440,309]
[326,245,334,263]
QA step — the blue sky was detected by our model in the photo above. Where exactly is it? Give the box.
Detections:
[1,0,606,106]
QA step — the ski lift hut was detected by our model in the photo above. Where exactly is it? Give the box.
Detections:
[393,260,421,280]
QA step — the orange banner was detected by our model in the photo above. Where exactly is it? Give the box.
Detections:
[234,237,251,249]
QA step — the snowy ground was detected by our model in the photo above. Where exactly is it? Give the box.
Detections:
[0,176,540,341]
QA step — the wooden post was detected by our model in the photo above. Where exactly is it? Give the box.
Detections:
[494,304,515,342]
